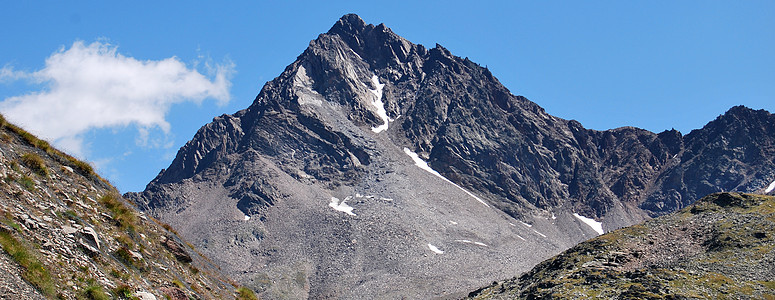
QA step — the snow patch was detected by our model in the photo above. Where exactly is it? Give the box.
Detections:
[449,220,458,225]
[766,179,775,193]
[454,239,489,247]
[519,221,532,228]
[551,212,556,220]
[368,75,390,133]
[516,234,526,241]
[532,230,547,238]
[573,213,604,235]
[428,243,444,254]
[348,48,362,60]
[403,147,490,207]
[244,215,250,221]
[329,197,356,216]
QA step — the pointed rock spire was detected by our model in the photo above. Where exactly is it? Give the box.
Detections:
[328,13,368,36]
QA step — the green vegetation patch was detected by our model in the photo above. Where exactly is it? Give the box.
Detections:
[71,159,94,176]
[114,246,144,270]
[99,193,137,231]
[17,175,36,191]
[113,284,135,299]
[0,229,56,296]
[82,285,110,300]
[236,286,259,300]
[20,153,48,177]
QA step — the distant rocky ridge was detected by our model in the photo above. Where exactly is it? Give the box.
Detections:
[127,14,775,298]
[467,192,775,299]
[0,116,242,299]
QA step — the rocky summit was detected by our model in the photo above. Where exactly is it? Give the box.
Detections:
[467,192,775,299]
[126,14,775,298]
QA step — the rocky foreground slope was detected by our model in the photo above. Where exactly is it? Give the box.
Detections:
[127,14,775,298]
[0,116,246,299]
[468,192,775,299]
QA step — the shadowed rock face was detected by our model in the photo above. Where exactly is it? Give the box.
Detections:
[127,14,775,299]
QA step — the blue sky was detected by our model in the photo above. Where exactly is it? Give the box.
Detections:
[1,1,773,193]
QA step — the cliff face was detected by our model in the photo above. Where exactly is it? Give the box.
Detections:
[127,14,775,298]
[468,192,775,299]
[0,116,237,299]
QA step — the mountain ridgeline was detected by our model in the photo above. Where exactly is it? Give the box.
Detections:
[127,14,775,298]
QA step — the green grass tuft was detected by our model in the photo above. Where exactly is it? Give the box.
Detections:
[71,159,94,176]
[99,193,137,231]
[83,285,110,300]
[113,284,136,299]
[17,175,36,191]
[21,153,48,177]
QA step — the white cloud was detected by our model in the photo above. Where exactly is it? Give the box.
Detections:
[0,40,233,156]
[0,66,32,82]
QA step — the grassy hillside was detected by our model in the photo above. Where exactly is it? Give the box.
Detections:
[468,192,775,299]
[0,115,254,299]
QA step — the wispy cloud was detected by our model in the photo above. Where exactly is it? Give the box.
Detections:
[0,65,32,82]
[0,40,233,156]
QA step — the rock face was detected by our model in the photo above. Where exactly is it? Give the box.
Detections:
[0,117,235,299]
[127,14,775,298]
[467,192,775,299]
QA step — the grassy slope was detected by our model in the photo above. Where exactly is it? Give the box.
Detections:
[469,192,775,299]
[0,114,250,299]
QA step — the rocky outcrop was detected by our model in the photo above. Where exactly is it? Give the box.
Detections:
[467,193,775,299]
[126,14,775,299]
[643,106,775,215]
[161,235,192,263]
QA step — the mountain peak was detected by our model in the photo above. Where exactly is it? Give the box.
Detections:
[724,105,754,117]
[128,14,775,299]
[328,13,368,36]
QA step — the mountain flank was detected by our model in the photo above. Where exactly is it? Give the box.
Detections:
[0,115,249,299]
[467,192,775,299]
[127,14,775,298]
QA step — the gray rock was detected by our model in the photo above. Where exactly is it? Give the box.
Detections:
[61,225,77,235]
[134,291,157,300]
[160,236,192,264]
[79,226,100,249]
[77,237,100,256]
